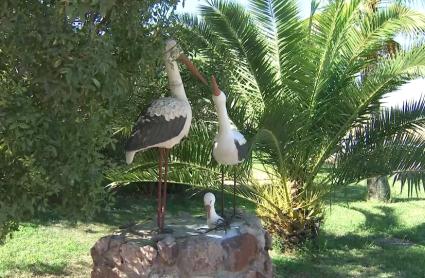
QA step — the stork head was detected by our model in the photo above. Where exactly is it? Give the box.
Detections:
[165,39,182,60]
[165,39,208,86]
[211,76,227,105]
[204,192,216,218]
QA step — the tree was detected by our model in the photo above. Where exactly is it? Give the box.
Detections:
[367,176,391,201]
[182,0,425,247]
[0,0,178,242]
[363,0,400,202]
[360,0,425,202]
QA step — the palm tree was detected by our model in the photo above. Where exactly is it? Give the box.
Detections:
[181,0,425,245]
[363,0,404,202]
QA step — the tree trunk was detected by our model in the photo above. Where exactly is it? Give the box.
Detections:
[367,176,391,202]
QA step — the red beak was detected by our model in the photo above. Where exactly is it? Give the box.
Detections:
[177,54,208,86]
[211,75,221,96]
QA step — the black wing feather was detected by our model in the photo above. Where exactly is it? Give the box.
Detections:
[234,139,249,162]
[125,114,187,151]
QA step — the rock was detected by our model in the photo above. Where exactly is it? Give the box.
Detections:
[264,231,273,251]
[91,212,273,278]
[222,233,258,272]
[119,243,157,277]
[246,270,269,278]
[158,235,178,265]
[177,235,224,276]
[91,235,125,277]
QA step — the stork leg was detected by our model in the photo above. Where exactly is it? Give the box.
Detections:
[221,165,224,217]
[233,168,236,217]
[160,148,170,231]
[157,148,164,232]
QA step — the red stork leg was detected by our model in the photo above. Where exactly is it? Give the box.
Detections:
[157,148,164,232]
[221,165,224,216]
[233,168,236,217]
[160,148,170,231]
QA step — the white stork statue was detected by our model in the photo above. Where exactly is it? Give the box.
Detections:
[210,76,249,217]
[125,39,207,232]
[203,192,224,229]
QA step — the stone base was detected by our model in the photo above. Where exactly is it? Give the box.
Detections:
[91,212,273,278]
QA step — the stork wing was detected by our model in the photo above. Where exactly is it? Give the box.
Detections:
[125,98,188,151]
[233,130,248,162]
[125,115,187,151]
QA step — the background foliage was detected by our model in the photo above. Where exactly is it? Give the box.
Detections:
[0,0,178,242]
[180,0,425,246]
[1,0,425,249]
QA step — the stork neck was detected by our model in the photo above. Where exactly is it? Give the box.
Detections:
[164,55,188,101]
[216,104,232,133]
[209,204,218,218]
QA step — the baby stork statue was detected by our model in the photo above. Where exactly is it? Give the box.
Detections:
[203,192,225,229]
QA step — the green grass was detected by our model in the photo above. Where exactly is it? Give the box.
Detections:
[273,181,425,278]
[0,183,424,277]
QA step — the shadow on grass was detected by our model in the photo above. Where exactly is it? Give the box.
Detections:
[326,182,425,206]
[391,197,425,203]
[326,184,367,205]
[346,205,425,245]
[5,262,69,276]
[275,230,425,277]
[350,206,399,233]
[274,205,425,278]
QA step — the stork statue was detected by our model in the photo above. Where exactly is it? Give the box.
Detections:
[203,192,224,229]
[125,39,207,232]
[210,76,249,217]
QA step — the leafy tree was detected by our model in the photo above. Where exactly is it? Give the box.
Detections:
[0,0,177,242]
[182,0,425,247]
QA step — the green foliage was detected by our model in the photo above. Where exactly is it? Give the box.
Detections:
[334,98,425,195]
[0,0,177,242]
[182,0,425,246]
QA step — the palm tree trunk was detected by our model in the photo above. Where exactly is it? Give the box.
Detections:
[367,176,391,202]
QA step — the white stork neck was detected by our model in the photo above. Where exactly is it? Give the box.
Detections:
[216,103,232,133]
[208,204,220,220]
[164,56,188,101]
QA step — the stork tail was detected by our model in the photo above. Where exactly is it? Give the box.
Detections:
[125,151,136,164]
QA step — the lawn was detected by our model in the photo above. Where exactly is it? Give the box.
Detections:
[273,182,425,277]
[0,183,424,278]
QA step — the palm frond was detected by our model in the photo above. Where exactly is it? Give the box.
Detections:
[200,0,279,100]
[273,0,312,101]
[309,0,363,113]
[248,0,314,105]
[353,4,425,72]
[333,98,425,195]
[311,44,425,179]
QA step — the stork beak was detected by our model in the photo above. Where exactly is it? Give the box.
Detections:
[204,204,211,219]
[211,75,221,96]
[177,54,208,86]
